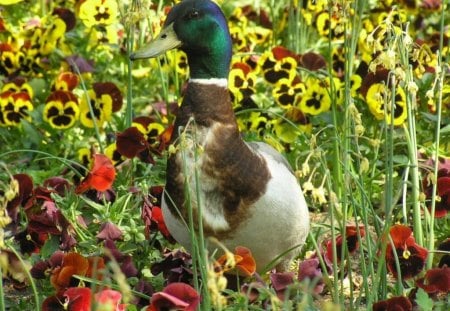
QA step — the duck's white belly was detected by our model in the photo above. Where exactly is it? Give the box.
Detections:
[162,146,310,272]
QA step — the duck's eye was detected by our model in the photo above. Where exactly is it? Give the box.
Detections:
[186,9,200,20]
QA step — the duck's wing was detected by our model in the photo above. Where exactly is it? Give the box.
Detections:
[246,141,294,174]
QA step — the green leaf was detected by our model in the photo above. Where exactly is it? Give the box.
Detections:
[415,288,434,311]
[40,234,60,258]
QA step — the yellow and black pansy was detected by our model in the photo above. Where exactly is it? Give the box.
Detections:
[299,77,341,115]
[79,82,122,128]
[258,47,298,85]
[272,77,305,109]
[77,0,118,28]
[43,90,80,129]
[229,62,257,108]
[0,91,33,126]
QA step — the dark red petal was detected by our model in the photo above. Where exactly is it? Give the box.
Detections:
[389,225,413,248]
[373,296,412,311]
[96,221,123,241]
[116,127,149,158]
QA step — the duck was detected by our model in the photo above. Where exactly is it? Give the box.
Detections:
[130,0,309,272]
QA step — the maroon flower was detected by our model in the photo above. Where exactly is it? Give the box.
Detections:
[103,240,138,278]
[415,266,450,294]
[422,156,450,218]
[373,296,412,311]
[147,283,200,311]
[298,256,326,294]
[116,126,149,158]
[438,238,450,267]
[326,224,366,262]
[96,221,123,241]
[151,249,193,284]
[270,272,295,300]
[6,173,33,226]
[386,225,428,279]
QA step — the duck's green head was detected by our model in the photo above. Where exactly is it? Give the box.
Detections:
[131,0,232,80]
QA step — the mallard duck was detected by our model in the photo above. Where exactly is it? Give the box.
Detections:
[131,0,309,272]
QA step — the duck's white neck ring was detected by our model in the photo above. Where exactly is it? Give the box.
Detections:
[189,78,228,88]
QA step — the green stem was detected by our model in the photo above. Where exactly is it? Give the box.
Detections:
[6,242,41,310]
[427,3,446,268]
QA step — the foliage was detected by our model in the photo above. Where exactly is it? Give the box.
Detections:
[0,0,449,310]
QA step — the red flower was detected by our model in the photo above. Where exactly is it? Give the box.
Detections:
[415,266,450,294]
[422,156,450,218]
[76,154,116,193]
[95,289,126,311]
[386,225,428,279]
[64,287,92,311]
[142,186,174,241]
[326,224,366,262]
[373,296,412,311]
[147,283,200,311]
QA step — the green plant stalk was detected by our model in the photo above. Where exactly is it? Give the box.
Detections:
[192,125,211,310]
[0,264,4,311]
[180,132,200,292]
[74,65,104,154]
[6,242,40,310]
[427,3,446,269]
[125,2,136,129]
[403,66,423,245]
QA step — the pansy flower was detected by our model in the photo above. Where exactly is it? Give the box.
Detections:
[104,142,126,165]
[315,10,345,40]
[272,77,305,109]
[79,82,122,128]
[0,42,22,75]
[151,249,193,284]
[361,69,407,125]
[229,62,257,108]
[298,255,327,294]
[216,246,256,277]
[272,107,311,143]
[6,173,33,226]
[437,238,450,268]
[385,224,428,279]
[299,77,341,115]
[0,91,33,126]
[1,77,34,97]
[78,0,118,27]
[75,153,116,194]
[96,221,123,241]
[415,266,450,294]
[142,186,174,241]
[43,90,80,129]
[422,156,450,218]
[326,224,366,263]
[116,116,169,164]
[50,252,90,292]
[95,289,126,311]
[373,296,412,311]
[236,111,270,137]
[258,47,298,84]
[147,282,200,311]
[52,72,79,91]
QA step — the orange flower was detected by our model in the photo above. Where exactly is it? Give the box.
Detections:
[76,154,116,193]
[216,246,256,277]
[50,253,89,292]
